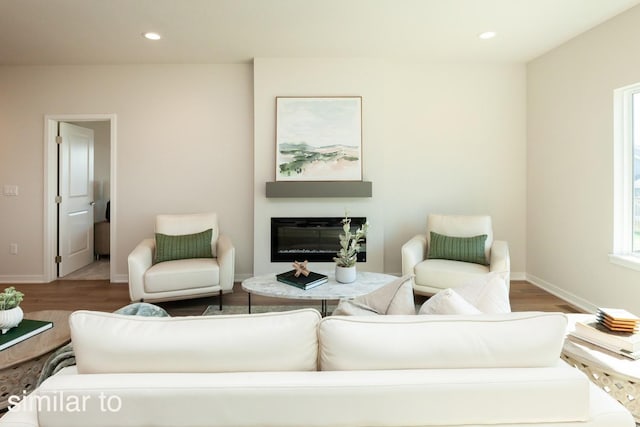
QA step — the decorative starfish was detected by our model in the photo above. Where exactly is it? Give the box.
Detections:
[292,260,310,277]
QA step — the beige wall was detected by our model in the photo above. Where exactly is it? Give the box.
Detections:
[0,64,254,282]
[254,58,527,276]
[381,61,527,275]
[527,6,640,312]
[0,59,527,284]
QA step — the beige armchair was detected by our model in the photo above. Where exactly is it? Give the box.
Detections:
[127,212,235,308]
[402,214,510,296]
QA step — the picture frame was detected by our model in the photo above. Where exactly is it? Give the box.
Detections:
[275,96,362,182]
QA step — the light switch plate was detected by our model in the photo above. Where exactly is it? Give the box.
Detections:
[3,185,18,196]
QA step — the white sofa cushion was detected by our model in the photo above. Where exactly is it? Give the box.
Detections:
[70,309,321,374]
[27,363,590,427]
[143,258,220,293]
[319,312,567,371]
[414,258,490,289]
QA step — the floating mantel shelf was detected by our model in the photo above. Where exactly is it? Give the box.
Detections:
[266,181,372,198]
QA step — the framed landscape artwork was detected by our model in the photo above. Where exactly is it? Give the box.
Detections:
[276,96,362,181]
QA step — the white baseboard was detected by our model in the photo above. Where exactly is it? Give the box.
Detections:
[0,275,46,283]
[110,274,129,283]
[526,273,597,313]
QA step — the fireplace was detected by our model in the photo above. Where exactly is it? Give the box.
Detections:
[271,217,367,263]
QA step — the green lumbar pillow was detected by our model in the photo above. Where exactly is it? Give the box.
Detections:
[154,228,213,264]
[428,231,488,265]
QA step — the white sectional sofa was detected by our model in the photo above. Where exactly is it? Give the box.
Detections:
[0,309,634,427]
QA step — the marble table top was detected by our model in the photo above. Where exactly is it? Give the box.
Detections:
[241,269,397,301]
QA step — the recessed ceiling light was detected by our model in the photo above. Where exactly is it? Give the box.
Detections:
[143,32,161,41]
[478,31,497,40]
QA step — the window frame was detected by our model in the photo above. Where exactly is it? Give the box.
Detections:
[611,82,640,271]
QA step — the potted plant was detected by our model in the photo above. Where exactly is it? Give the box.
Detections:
[333,215,369,283]
[0,286,24,334]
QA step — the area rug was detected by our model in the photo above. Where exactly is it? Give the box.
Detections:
[202,304,336,316]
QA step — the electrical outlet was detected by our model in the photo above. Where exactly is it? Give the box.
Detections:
[10,243,17,255]
[3,185,18,196]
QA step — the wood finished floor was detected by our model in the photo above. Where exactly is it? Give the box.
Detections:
[11,279,583,316]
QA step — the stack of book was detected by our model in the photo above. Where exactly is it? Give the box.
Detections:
[276,270,328,290]
[570,308,640,360]
[596,308,640,332]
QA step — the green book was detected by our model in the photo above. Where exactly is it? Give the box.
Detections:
[0,318,53,351]
[276,270,328,290]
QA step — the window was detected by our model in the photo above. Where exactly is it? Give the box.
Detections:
[612,82,640,270]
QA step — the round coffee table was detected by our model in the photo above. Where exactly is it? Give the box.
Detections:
[0,310,72,410]
[242,269,396,316]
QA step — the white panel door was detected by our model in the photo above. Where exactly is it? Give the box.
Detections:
[58,122,94,277]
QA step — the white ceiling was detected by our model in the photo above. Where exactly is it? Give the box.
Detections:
[1,0,639,65]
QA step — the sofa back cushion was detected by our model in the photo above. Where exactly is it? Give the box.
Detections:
[156,212,219,257]
[318,312,567,370]
[70,309,321,374]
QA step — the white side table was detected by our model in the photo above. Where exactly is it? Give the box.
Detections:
[562,313,640,423]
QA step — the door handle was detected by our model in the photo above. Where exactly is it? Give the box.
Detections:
[89,201,96,206]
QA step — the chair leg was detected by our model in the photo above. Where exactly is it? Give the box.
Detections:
[219,290,223,311]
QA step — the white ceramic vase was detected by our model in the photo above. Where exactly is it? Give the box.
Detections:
[0,306,23,334]
[335,265,357,284]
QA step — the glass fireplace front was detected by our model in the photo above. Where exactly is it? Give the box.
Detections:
[271,217,367,263]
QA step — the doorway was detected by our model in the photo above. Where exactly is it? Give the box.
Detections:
[44,114,117,283]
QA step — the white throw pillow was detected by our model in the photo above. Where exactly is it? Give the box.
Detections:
[332,274,415,316]
[454,273,511,313]
[418,288,482,315]
[386,276,416,314]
